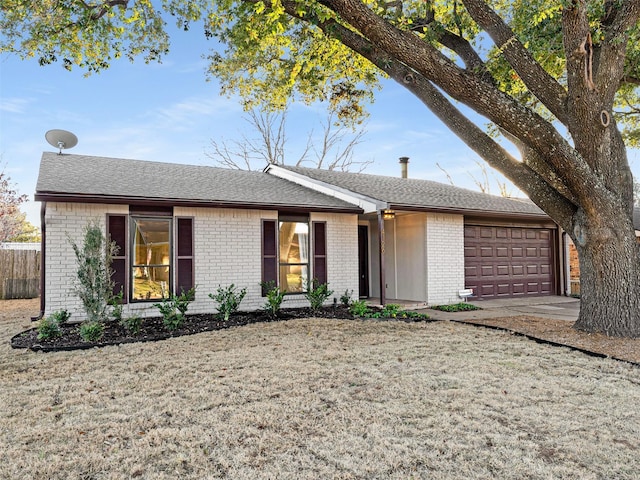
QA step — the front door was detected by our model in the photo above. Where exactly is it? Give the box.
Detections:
[358,225,369,298]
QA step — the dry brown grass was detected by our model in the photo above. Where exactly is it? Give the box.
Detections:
[1,299,639,479]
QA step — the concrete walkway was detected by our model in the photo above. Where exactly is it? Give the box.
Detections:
[418,296,580,322]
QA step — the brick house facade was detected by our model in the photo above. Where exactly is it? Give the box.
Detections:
[35,153,565,321]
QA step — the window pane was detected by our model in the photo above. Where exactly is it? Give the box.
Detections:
[132,218,171,300]
[280,265,308,293]
[133,268,170,300]
[279,221,308,263]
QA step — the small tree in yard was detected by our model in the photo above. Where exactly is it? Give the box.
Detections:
[68,220,118,323]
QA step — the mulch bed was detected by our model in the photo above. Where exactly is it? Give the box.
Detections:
[10,306,432,352]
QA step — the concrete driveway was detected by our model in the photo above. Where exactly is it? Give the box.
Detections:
[423,296,580,322]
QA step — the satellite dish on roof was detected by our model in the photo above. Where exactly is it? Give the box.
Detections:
[45,129,78,155]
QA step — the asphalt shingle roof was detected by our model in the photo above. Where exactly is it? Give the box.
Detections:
[279,165,547,217]
[35,153,361,212]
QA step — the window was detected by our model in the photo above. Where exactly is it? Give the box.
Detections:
[261,216,327,295]
[279,218,309,293]
[108,214,193,303]
[131,217,172,300]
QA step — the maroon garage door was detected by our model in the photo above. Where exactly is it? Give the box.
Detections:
[464,225,555,299]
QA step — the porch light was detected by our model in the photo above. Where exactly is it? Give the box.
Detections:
[382,209,395,220]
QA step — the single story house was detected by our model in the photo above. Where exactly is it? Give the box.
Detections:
[35,152,565,321]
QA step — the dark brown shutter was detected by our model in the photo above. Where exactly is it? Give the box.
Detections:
[107,214,127,303]
[176,217,194,296]
[313,222,327,285]
[262,219,278,295]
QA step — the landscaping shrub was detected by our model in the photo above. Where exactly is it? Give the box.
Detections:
[36,316,62,340]
[305,279,333,312]
[119,315,143,335]
[340,289,353,307]
[78,321,105,342]
[49,309,71,325]
[110,289,124,322]
[68,220,118,323]
[349,300,372,317]
[154,287,196,331]
[209,284,247,321]
[431,302,481,312]
[261,281,285,317]
[36,310,71,340]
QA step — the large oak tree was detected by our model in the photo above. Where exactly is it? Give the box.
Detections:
[2,0,639,336]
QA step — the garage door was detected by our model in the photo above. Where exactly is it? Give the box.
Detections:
[464,225,554,299]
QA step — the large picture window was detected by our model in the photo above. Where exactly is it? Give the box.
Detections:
[131,217,172,300]
[279,217,309,293]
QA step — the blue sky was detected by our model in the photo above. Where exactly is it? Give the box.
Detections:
[1,20,638,227]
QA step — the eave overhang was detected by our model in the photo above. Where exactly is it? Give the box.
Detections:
[34,192,364,215]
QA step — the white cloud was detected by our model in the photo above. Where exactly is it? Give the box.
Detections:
[0,97,33,114]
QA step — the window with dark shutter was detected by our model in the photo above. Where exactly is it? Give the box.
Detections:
[176,217,194,297]
[313,222,327,285]
[262,219,278,295]
[107,214,127,303]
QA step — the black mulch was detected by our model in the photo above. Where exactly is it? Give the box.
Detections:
[11,306,433,353]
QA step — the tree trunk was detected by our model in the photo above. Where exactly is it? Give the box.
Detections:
[572,208,640,337]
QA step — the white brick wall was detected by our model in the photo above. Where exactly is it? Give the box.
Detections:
[44,202,128,320]
[425,213,465,305]
[174,206,273,314]
[311,212,359,305]
[43,203,359,320]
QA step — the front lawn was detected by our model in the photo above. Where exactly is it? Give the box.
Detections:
[1,307,638,479]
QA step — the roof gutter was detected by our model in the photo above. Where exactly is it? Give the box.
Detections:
[388,203,550,221]
[34,192,363,215]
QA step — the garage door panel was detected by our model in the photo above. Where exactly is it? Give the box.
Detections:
[479,284,495,296]
[465,225,554,299]
[512,265,524,276]
[465,265,479,279]
[481,265,494,276]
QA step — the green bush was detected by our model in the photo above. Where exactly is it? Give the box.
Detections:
[36,316,62,340]
[120,315,143,335]
[261,281,285,317]
[78,321,105,342]
[304,279,333,312]
[36,310,72,340]
[110,289,124,322]
[154,287,196,331]
[380,303,402,318]
[68,220,118,323]
[340,289,353,307]
[349,299,372,317]
[209,284,247,321]
[49,309,71,325]
[431,302,481,312]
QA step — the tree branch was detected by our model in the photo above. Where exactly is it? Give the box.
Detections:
[78,0,129,21]
[460,0,568,125]
[316,0,599,206]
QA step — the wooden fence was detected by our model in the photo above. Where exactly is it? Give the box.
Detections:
[0,249,41,299]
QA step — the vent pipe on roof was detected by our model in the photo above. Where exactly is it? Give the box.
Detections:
[399,156,409,178]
